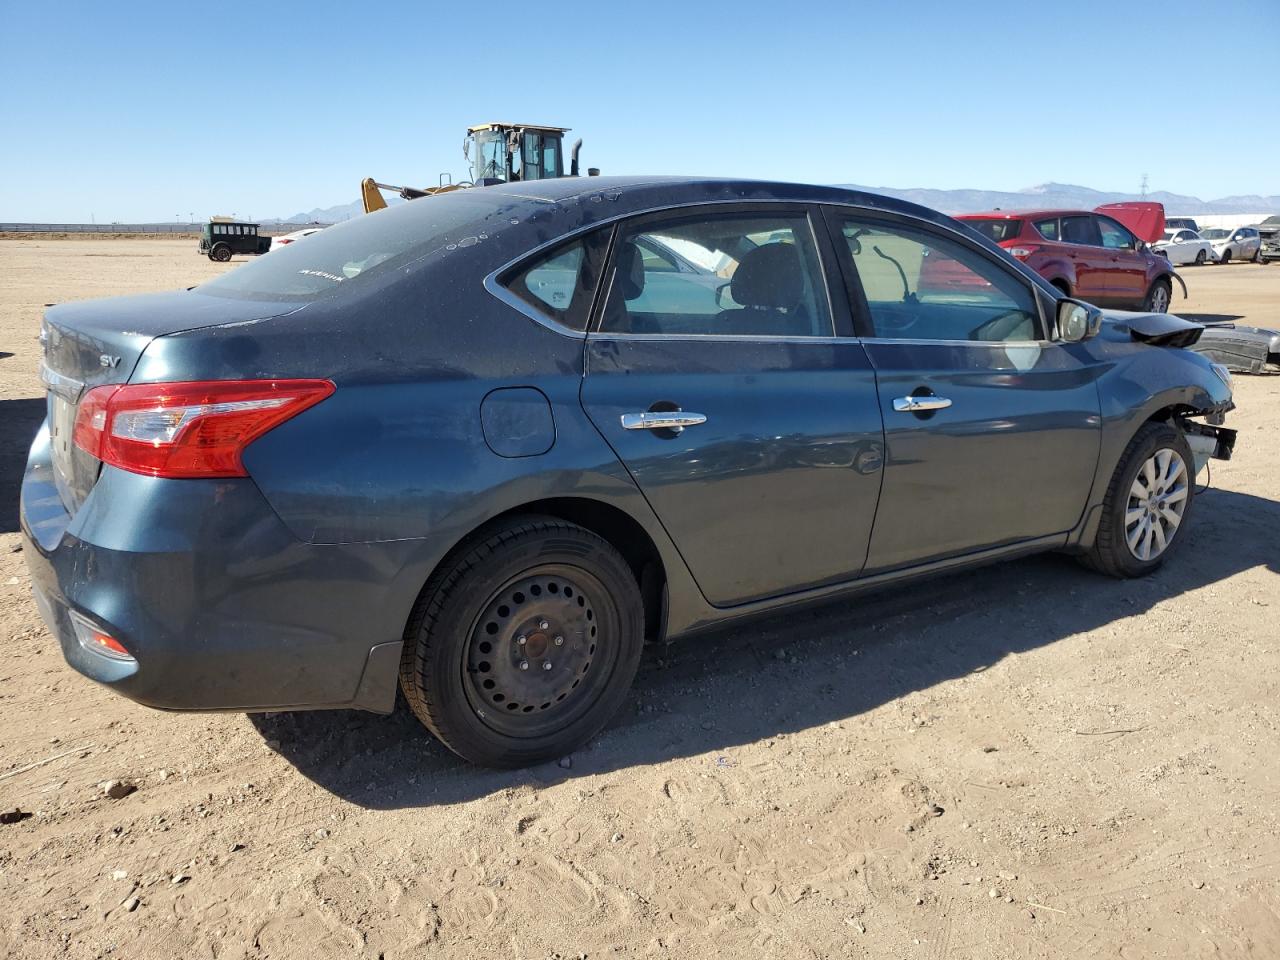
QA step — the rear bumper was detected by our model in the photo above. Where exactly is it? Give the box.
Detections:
[20,422,408,714]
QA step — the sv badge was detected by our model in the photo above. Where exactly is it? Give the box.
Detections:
[99,355,121,368]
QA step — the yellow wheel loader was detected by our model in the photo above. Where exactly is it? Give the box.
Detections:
[361,122,593,214]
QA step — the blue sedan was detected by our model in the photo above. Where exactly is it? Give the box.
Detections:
[21,176,1237,766]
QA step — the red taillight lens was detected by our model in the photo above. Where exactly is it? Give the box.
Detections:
[1007,245,1039,260]
[73,379,334,478]
[277,238,292,244]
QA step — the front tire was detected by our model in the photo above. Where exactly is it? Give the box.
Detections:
[1219,249,1232,264]
[209,243,232,262]
[1195,249,1207,265]
[1081,422,1195,578]
[1142,278,1172,313]
[399,517,644,768]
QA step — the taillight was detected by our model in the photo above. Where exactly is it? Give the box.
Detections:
[276,238,292,244]
[1007,246,1039,260]
[73,379,334,478]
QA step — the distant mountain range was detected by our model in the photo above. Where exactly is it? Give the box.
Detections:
[266,181,1280,224]
[264,199,378,225]
[834,181,1280,216]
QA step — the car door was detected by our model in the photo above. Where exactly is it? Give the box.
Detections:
[822,208,1103,573]
[1096,215,1147,304]
[1058,214,1111,303]
[579,205,885,607]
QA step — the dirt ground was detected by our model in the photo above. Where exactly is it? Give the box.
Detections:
[1,238,1278,960]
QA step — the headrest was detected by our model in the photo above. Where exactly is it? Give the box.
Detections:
[730,243,803,309]
[616,241,645,301]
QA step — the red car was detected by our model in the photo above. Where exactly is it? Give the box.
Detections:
[957,203,1177,313]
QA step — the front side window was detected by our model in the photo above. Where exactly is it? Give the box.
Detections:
[1098,216,1136,250]
[838,216,1040,343]
[599,212,831,337]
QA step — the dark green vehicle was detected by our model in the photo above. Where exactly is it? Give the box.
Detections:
[198,219,270,262]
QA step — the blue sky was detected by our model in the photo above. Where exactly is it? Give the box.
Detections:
[1,0,1276,222]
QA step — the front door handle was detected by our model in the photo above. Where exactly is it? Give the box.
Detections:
[893,395,952,413]
[620,411,707,433]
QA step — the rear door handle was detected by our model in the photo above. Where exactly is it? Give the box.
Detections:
[893,395,952,413]
[621,411,707,432]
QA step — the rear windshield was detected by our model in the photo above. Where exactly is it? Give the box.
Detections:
[1201,229,1229,240]
[198,191,505,301]
[964,219,1022,243]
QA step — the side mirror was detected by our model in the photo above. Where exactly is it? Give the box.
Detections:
[1057,298,1103,342]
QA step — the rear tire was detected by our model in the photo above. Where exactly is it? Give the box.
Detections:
[399,517,644,768]
[209,243,232,263]
[1142,278,1171,313]
[1080,422,1195,579]
[1194,249,1207,265]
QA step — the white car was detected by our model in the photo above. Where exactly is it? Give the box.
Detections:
[270,227,325,251]
[1152,228,1216,266]
[1201,226,1262,264]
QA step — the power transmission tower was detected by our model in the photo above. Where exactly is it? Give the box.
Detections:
[1140,174,1149,197]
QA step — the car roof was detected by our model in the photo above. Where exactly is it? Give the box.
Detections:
[418,174,965,233]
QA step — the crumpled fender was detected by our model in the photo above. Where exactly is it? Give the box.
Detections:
[1124,311,1203,348]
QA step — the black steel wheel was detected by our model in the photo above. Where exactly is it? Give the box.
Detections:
[210,243,232,263]
[1195,249,1207,265]
[399,517,644,768]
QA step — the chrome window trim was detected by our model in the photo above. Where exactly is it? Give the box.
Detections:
[483,195,1057,343]
[484,198,842,339]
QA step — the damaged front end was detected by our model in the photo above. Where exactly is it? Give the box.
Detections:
[1180,415,1236,476]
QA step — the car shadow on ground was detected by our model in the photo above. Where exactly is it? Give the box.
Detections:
[0,397,45,534]
[254,485,1280,810]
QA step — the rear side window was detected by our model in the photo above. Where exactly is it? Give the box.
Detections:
[965,219,1022,243]
[1061,215,1101,247]
[502,229,611,332]
[598,212,832,337]
[1034,218,1059,240]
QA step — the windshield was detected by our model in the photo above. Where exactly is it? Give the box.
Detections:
[199,191,503,301]
[1161,231,1176,241]
[470,131,508,182]
[1201,229,1229,240]
[963,219,1023,243]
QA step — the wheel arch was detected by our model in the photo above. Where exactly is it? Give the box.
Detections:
[414,496,670,645]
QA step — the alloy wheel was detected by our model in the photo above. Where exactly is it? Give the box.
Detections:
[1125,448,1189,561]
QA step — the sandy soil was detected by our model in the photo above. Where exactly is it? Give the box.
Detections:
[1,239,1279,959]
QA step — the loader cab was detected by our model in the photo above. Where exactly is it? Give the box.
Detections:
[465,123,574,185]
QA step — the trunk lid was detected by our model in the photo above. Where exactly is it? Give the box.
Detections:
[40,289,300,513]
